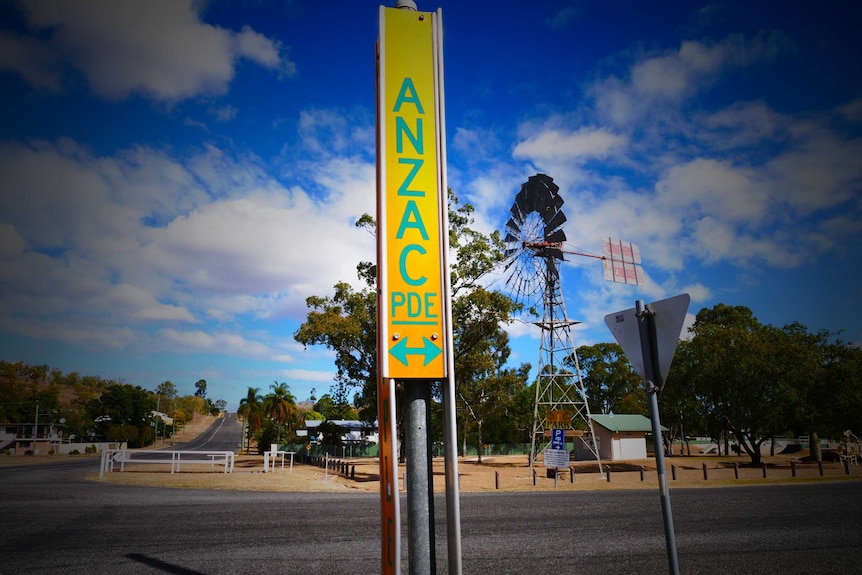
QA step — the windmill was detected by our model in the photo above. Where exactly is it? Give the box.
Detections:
[502,174,644,475]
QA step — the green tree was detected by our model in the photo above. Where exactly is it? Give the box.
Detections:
[237,387,263,454]
[573,342,645,416]
[294,282,378,422]
[452,286,528,459]
[265,381,299,446]
[88,384,155,448]
[687,304,802,465]
[194,379,207,398]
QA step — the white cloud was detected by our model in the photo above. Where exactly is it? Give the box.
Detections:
[656,158,764,222]
[0,30,60,89]
[513,127,627,162]
[591,33,790,126]
[0,133,376,355]
[108,283,196,322]
[839,99,862,124]
[14,0,293,101]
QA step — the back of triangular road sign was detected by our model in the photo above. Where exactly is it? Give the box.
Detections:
[604,293,690,384]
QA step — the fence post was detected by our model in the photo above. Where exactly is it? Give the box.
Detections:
[671,464,677,481]
[702,463,708,481]
[640,465,645,481]
[570,466,575,483]
[532,469,536,486]
[791,461,797,478]
[818,461,824,476]
[495,470,500,490]
[844,459,851,475]
[734,462,739,479]
[761,463,768,478]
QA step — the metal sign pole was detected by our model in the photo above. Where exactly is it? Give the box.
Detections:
[404,380,435,575]
[636,300,680,575]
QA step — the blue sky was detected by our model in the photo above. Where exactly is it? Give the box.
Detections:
[1,1,860,411]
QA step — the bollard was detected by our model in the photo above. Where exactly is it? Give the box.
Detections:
[845,459,851,475]
[532,469,537,486]
[762,463,768,478]
[351,464,356,479]
[671,464,677,481]
[606,468,611,483]
[640,465,645,481]
[495,470,500,490]
[818,461,824,476]
[791,461,797,477]
[570,466,575,483]
[702,463,708,481]
[734,462,739,479]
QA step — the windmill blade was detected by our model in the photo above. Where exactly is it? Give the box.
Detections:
[544,248,564,260]
[549,192,564,213]
[509,202,524,224]
[545,228,566,243]
[516,189,534,215]
[544,209,567,230]
[540,174,560,196]
[505,217,520,233]
[504,233,519,244]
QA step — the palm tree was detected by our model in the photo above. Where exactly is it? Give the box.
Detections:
[238,387,263,454]
[266,381,298,448]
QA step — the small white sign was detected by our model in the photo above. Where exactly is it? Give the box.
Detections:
[543,448,569,468]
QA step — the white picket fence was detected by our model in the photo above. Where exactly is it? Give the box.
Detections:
[100,449,235,478]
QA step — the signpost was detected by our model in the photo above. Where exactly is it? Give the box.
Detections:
[605,294,690,575]
[377,4,461,574]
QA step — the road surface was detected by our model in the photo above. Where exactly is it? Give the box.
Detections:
[2,417,860,574]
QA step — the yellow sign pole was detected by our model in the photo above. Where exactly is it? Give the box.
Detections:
[377,5,460,574]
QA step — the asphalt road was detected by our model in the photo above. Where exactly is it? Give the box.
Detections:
[2,420,861,574]
[161,412,244,452]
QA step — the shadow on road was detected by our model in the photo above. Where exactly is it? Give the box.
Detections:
[125,553,208,575]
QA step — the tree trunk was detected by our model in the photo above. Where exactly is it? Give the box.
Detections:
[810,430,822,462]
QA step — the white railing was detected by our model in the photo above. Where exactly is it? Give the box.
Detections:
[263,449,296,473]
[99,449,235,478]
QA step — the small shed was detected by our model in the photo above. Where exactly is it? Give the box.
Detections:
[586,414,663,461]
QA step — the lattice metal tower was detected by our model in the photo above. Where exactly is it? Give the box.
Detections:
[502,174,602,474]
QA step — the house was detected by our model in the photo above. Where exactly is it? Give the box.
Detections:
[1,421,65,455]
[573,414,665,461]
[297,420,378,444]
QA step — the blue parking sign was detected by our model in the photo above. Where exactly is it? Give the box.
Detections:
[551,428,565,450]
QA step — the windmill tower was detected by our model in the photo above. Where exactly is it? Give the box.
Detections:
[502,174,601,474]
[502,174,646,475]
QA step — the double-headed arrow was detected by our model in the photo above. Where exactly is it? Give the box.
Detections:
[389,336,442,367]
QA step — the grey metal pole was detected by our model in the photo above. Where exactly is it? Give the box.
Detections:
[404,380,435,575]
[34,400,39,448]
[636,300,680,575]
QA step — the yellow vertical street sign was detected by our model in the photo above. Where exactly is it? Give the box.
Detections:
[378,6,447,381]
[377,6,450,575]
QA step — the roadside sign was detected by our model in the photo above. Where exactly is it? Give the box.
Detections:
[378,6,447,380]
[604,293,690,384]
[551,428,565,450]
[377,7,457,575]
[544,448,569,468]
